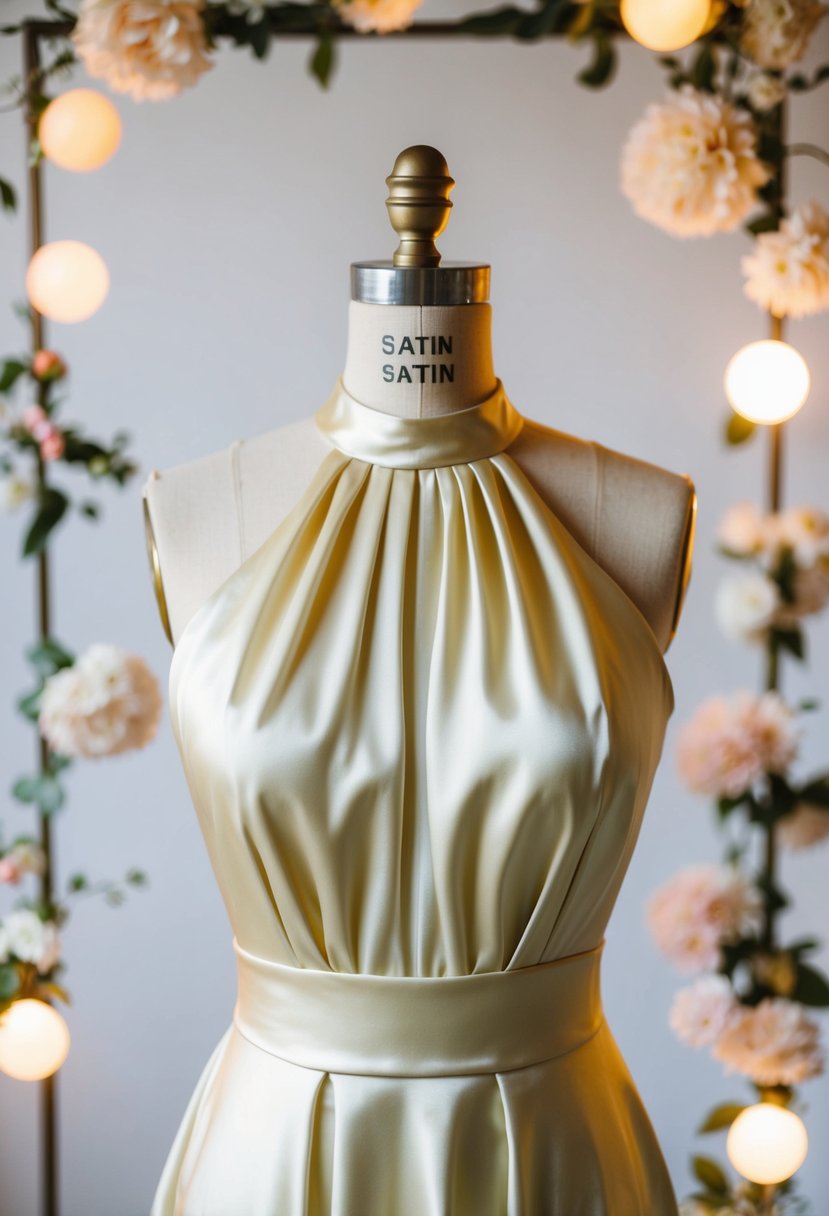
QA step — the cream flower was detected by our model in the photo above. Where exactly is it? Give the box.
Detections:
[3,473,36,512]
[771,503,829,566]
[4,909,49,965]
[620,85,771,238]
[677,690,799,798]
[669,975,738,1047]
[715,571,780,643]
[72,0,214,102]
[332,0,424,33]
[778,800,829,849]
[747,71,788,111]
[713,997,824,1085]
[647,863,763,974]
[718,501,768,557]
[10,840,47,878]
[39,643,162,759]
[743,201,829,319]
[740,0,827,69]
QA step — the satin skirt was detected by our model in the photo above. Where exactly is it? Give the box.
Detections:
[151,1021,677,1215]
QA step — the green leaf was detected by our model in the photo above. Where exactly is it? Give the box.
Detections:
[35,775,64,815]
[690,41,716,92]
[797,698,820,712]
[26,637,74,677]
[577,32,615,88]
[22,487,70,556]
[797,774,829,807]
[717,793,748,821]
[78,499,100,519]
[457,6,522,35]
[0,358,27,392]
[16,687,43,721]
[725,410,757,445]
[692,1155,729,1194]
[0,965,20,1001]
[756,873,790,913]
[791,962,829,1007]
[126,868,148,886]
[40,980,71,1004]
[12,775,39,804]
[787,937,820,957]
[67,872,89,892]
[309,32,335,89]
[0,176,16,214]
[745,212,780,235]
[697,1102,748,1134]
[772,625,805,661]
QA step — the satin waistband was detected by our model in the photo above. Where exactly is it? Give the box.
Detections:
[232,937,605,1078]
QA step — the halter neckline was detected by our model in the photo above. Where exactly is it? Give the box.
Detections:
[313,377,525,469]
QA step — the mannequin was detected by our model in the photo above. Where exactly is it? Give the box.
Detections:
[142,147,696,654]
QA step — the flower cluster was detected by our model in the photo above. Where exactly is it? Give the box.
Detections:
[0,909,61,976]
[620,85,771,238]
[739,0,826,70]
[72,0,214,102]
[715,502,829,648]
[676,690,800,799]
[20,403,65,462]
[332,0,423,33]
[39,643,162,760]
[743,201,829,320]
[0,838,46,885]
[647,863,764,973]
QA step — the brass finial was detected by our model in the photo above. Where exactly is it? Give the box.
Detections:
[385,146,456,269]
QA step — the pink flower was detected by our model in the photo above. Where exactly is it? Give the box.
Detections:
[712,997,824,1086]
[0,856,22,884]
[31,349,67,382]
[676,690,800,798]
[669,975,738,1047]
[21,403,48,433]
[39,428,65,461]
[718,501,768,556]
[647,863,763,974]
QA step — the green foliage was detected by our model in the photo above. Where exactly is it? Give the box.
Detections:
[697,1102,747,1134]
[310,32,336,89]
[691,1155,729,1195]
[22,485,69,556]
[0,175,15,213]
[0,357,27,392]
[791,962,829,1008]
[12,772,66,816]
[577,32,615,89]
[724,410,757,446]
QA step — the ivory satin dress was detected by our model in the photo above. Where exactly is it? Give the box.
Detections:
[151,378,679,1216]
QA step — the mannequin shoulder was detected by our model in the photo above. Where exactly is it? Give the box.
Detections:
[505,417,697,652]
[141,416,331,646]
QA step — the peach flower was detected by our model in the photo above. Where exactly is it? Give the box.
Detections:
[669,975,738,1047]
[676,690,799,798]
[647,863,763,974]
[778,801,829,850]
[713,997,824,1085]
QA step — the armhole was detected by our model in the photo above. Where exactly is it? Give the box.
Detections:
[230,438,246,564]
[142,474,174,647]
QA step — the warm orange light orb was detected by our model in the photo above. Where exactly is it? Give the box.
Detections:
[0,999,71,1081]
[620,0,711,50]
[727,1103,809,1186]
[724,339,811,424]
[39,89,122,172]
[26,240,110,323]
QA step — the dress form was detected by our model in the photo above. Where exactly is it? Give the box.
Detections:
[143,146,696,653]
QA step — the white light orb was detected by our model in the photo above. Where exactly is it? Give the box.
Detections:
[724,339,811,425]
[620,0,711,50]
[0,999,71,1081]
[26,240,110,324]
[727,1103,809,1186]
[39,89,122,172]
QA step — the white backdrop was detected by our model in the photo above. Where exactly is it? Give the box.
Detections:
[1,2,828,1212]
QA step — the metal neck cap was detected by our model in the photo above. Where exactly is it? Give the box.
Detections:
[350,145,490,306]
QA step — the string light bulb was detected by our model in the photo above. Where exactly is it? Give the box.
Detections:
[726,1103,808,1186]
[620,0,711,51]
[26,240,110,324]
[0,999,71,1081]
[724,339,811,425]
[39,89,122,173]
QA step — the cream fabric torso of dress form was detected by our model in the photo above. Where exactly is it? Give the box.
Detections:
[151,378,679,1216]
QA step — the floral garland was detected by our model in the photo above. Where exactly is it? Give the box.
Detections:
[0,311,160,1026]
